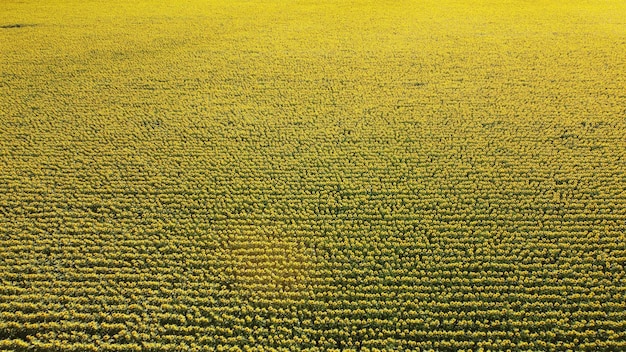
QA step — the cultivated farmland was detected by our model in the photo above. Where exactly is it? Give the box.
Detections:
[1,0,626,351]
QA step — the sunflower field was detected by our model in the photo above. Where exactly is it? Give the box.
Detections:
[1,0,626,351]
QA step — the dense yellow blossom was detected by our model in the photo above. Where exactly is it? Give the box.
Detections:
[1,0,626,350]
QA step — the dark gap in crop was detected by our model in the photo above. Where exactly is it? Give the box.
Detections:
[0,23,37,29]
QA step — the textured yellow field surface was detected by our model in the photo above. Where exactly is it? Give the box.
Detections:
[1,0,626,351]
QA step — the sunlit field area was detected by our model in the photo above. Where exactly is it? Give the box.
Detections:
[1,0,626,350]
